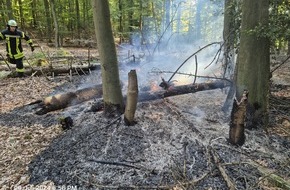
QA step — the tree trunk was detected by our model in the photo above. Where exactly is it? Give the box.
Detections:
[235,0,270,128]
[124,70,138,126]
[6,0,13,21]
[31,0,37,28]
[17,0,24,28]
[50,0,60,47]
[223,0,236,78]
[164,0,171,32]
[288,40,290,55]
[195,0,204,40]
[222,0,237,113]
[75,0,81,40]
[118,0,123,44]
[43,0,53,42]
[91,0,125,116]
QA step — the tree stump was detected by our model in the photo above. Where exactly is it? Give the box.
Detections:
[229,90,249,146]
[124,70,138,126]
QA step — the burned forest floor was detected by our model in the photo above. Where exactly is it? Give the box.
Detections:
[0,45,290,190]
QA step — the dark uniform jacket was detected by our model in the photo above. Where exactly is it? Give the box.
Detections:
[0,29,33,59]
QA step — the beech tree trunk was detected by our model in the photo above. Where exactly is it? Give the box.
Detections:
[235,0,270,128]
[92,0,125,116]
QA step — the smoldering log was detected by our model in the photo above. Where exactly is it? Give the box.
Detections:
[34,80,230,115]
[138,80,231,102]
[35,84,103,115]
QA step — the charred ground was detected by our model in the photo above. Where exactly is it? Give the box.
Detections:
[0,48,289,189]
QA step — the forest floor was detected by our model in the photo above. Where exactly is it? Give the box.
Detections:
[0,44,289,190]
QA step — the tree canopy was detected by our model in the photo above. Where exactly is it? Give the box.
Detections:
[0,0,288,52]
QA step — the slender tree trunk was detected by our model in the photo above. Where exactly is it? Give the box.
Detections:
[75,0,81,40]
[195,0,204,40]
[0,1,6,26]
[139,0,144,45]
[128,0,134,44]
[223,0,236,78]
[176,2,181,33]
[118,0,123,43]
[6,0,13,20]
[222,0,237,113]
[236,0,270,127]
[50,0,60,47]
[288,40,290,55]
[91,0,125,116]
[17,0,24,28]
[164,0,171,32]
[43,0,52,42]
[31,0,37,27]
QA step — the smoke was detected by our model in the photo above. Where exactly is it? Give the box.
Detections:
[118,0,225,89]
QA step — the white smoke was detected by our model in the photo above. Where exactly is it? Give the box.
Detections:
[118,0,225,88]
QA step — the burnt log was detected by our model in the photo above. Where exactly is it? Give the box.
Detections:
[34,80,230,115]
[35,84,103,115]
[138,80,231,102]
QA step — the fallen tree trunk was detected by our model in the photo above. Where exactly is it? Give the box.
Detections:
[7,64,101,77]
[34,80,231,115]
[138,80,230,102]
[35,84,103,115]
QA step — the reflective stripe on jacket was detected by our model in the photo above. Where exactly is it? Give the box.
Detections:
[0,29,33,59]
[16,68,25,73]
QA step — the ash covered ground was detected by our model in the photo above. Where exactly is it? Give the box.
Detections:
[0,68,289,190]
[0,50,290,189]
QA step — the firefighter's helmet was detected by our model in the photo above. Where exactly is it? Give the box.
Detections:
[7,20,17,27]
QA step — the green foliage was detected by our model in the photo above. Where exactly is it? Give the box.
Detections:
[0,0,287,51]
[248,0,290,49]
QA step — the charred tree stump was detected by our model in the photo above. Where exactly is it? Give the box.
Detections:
[229,90,249,146]
[124,70,138,126]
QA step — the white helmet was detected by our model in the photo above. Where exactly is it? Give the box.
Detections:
[7,20,17,27]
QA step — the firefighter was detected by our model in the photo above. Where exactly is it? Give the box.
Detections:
[0,19,35,77]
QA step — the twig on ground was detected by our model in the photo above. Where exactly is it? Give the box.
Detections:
[87,159,141,169]
[75,170,210,189]
[210,147,237,190]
